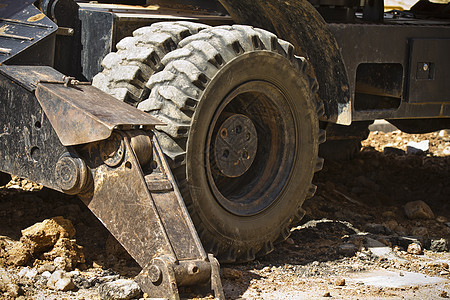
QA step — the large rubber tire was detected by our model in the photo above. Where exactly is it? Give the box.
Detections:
[92,22,210,105]
[138,25,325,262]
[0,172,10,186]
[319,121,373,161]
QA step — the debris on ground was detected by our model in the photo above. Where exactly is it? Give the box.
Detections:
[0,129,449,299]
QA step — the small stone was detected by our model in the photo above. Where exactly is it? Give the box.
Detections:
[383,220,398,231]
[93,261,103,269]
[430,239,448,252]
[69,270,80,277]
[395,225,408,236]
[0,267,15,288]
[5,283,19,297]
[440,271,449,276]
[18,267,37,279]
[222,268,243,280]
[383,147,405,156]
[285,238,295,245]
[407,243,423,255]
[43,238,85,271]
[382,211,396,218]
[323,291,331,297]
[98,279,141,300]
[335,278,346,286]
[404,201,435,220]
[37,264,56,274]
[47,270,75,291]
[406,140,429,154]
[338,243,358,256]
[41,271,52,278]
[411,226,428,236]
[365,223,389,234]
[439,291,448,298]
[436,216,448,223]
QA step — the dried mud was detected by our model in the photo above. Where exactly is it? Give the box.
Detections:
[0,129,449,299]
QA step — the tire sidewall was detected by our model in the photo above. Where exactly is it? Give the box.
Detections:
[186,51,318,247]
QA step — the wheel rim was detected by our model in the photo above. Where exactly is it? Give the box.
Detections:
[205,81,297,216]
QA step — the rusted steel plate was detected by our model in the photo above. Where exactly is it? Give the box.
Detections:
[36,82,164,146]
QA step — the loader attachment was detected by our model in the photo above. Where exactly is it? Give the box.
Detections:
[0,65,224,300]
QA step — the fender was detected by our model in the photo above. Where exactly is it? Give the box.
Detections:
[218,0,352,124]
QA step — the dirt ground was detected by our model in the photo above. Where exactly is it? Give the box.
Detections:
[0,127,449,299]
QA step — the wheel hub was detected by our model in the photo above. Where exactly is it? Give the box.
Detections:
[214,114,257,177]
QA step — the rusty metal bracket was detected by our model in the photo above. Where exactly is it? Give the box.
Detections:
[76,131,224,299]
[35,82,164,146]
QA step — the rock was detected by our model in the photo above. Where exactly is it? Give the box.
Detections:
[411,227,428,237]
[37,263,56,274]
[47,270,75,291]
[21,216,76,253]
[404,201,435,220]
[436,216,448,223]
[6,241,32,266]
[365,223,389,235]
[222,268,243,280]
[5,283,19,297]
[98,279,141,300]
[335,278,346,286]
[41,238,85,271]
[323,291,331,297]
[443,147,450,155]
[365,237,405,261]
[383,220,398,232]
[338,243,358,256]
[439,291,448,298]
[396,236,424,250]
[382,211,397,218]
[406,140,429,154]
[41,271,52,278]
[394,225,408,236]
[18,267,37,279]
[285,238,295,245]
[0,267,16,291]
[407,243,423,255]
[383,147,405,156]
[430,239,448,252]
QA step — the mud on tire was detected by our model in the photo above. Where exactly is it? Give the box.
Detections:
[139,25,325,263]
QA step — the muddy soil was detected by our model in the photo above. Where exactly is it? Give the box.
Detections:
[0,129,449,299]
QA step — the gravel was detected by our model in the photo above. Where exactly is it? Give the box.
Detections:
[0,130,448,299]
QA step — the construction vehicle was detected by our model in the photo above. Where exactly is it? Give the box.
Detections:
[0,0,449,298]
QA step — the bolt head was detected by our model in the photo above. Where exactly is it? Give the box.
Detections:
[148,265,162,283]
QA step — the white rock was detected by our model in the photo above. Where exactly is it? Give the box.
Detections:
[406,140,429,154]
[0,267,16,290]
[98,279,141,300]
[47,270,75,291]
[18,267,37,279]
[69,270,80,277]
[41,271,52,278]
[443,147,450,155]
